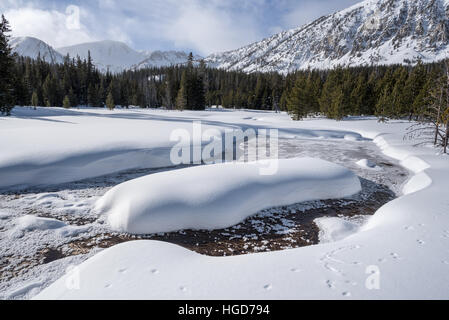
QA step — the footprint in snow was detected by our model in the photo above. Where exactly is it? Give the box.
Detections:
[118,268,128,274]
[105,284,112,288]
[151,269,159,274]
[326,280,336,289]
[417,240,425,245]
[180,286,188,292]
[290,268,301,273]
[345,280,357,286]
[390,253,400,260]
[264,284,273,291]
[342,292,352,297]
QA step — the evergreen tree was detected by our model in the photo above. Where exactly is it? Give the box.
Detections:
[0,15,15,115]
[63,95,71,109]
[287,75,308,120]
[176,70,188,110]
[330,86,345,120]
[106,91,115,110]
[31,91,39,109]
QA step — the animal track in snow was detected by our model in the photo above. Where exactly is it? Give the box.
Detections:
[264,284,273,291]
[345,280,357,286]
[326,280,336,289]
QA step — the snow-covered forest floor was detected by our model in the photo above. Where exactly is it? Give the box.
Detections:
[0,107,447,299]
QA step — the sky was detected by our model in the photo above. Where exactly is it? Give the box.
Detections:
[1,0,362,56]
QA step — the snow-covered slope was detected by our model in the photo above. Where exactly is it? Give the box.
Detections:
[133,51,203,69]
[57,41,201,73]
[10,37,64,64]
[205,0,449,73]
[57,40,145,74]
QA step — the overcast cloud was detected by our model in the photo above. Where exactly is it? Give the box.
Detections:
[1,0,361,55]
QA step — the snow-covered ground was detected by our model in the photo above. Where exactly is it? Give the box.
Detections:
[1,107,447,300]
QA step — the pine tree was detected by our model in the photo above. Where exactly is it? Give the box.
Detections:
[63,95,71,109]
[106,91,115,110]
[319,70,339,117]
[330,86,345,120]
[286,75,308,120]
[0,15,15,115]
[176,70,188,111]
[31,91,39,109]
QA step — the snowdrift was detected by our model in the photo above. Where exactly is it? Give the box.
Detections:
[95,158,362,234]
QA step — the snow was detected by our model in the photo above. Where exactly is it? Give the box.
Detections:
[57,40,200,73]
[95,158,362,234]
[8,215,91,240]
[57,40,146,74]
[315,217,362,243]
[0,107,234,190]
[13,215,67,232]
[27,109,449,300]
[11,37,201,73]
[205,0,449,73]
[11,37,64,64]
[1,107,448,299]
[356,159,381,171]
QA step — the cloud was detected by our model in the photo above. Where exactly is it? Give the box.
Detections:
[4,6,96,48]
[165,1,262,54]
[1,0,362,55]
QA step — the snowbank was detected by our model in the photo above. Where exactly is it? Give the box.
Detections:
[14,215,66,232]
[35,114,449,300]
[0,107,235,189]
[96,158,361,234]
[9,215,90,239]
[314,217,360,243]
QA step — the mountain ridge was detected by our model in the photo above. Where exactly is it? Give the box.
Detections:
[204,0,449,73]
[12,37,201,73]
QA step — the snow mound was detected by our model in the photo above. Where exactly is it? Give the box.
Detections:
[95,158,362,234]
[9,215,90,239]
[14,215,67,232]
[0,212,10,220]
[402,172,433,195]
[314,217,360,243]
[356,159,381,171]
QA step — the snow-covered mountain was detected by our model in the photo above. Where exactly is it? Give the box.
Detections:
[134,50,203,69]
[10,37,65,64]
[57,40,202,73]
[205,0,449,73]
[57,40,145,73]
[11,37,201,73]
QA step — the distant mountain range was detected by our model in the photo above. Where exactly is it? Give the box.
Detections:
[11,37,201,73]
[10,37,65,65]
[205,0,449,73]
[11,0,449,74]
